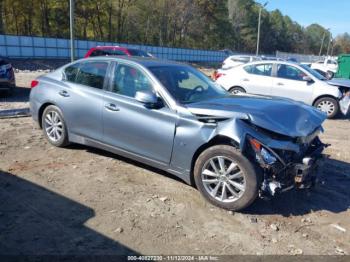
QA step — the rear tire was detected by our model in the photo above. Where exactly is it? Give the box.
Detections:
[314,97,339,119]
[41,105,69,147]
[194,145,258,211]
[229,86,246,95]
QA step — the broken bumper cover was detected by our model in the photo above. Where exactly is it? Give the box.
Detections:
[257,138,326,197]
[291,155,323,189]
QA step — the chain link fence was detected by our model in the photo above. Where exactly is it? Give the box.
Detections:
[275,51,326,63]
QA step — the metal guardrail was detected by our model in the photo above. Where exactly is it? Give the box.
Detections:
[0,34,229,63]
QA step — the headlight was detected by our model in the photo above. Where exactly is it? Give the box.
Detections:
[248,137,277,165]
[261,147,277,165]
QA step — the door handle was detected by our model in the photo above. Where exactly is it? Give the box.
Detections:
[58,90,70,97]
[277,83,284,86]
[105,103,120,112]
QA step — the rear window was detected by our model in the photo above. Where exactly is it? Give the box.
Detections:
[90,49,127,57]
[75,62,109,89]
[64,61,109,89]
[327,60,337,65]
[231,56,250,63]
[64,63,81,82]
[244,63,272,76]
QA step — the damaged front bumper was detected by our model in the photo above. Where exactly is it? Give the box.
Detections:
[247,134,327,199]
[339,93,350,116]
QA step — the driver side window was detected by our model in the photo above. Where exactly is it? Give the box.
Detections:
[277,64,306,81]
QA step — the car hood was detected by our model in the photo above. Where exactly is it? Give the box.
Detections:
[187,95,327,137]
[327,78,350,88]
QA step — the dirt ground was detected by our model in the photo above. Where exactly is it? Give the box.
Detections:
[0,72,349,255]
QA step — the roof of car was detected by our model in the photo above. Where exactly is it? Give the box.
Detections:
[244,60,299,66]
[92,46,148,52]
[94,45,125,49]
[82,56,185,68]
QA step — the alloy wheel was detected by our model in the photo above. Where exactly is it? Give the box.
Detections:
[201,156,246,203]
[44,111,64,142]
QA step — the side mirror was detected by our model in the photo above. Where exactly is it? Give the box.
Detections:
[303,75,313,83]
[135,90,159,108]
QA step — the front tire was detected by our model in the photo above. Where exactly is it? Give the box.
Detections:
[41,105,69,147]
[229,86,246,95]
[314,97,339,119]
[326,71,334,80]
[194,145,258,211]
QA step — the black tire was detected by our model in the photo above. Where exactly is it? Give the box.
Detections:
[229,86,246,95]
[5,88,13,96]
[326,71,334,80]
[3,85,14,96]
[194,145,259,211]
[314,97,339,119]
[41,105,69,147]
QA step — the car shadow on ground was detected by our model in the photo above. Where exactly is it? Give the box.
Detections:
[67,144,186,184]
[337,114,350,121]
[0,170,139,255]
[0,86,30,104]
[244,158,350,216]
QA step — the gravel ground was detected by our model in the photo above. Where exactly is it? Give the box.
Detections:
[0,72,349,255]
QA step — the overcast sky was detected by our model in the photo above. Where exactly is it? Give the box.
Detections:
[262,0,349,37]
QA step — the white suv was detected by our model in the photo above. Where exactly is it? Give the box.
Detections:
[310,58,338,79]
[216,60,343,118]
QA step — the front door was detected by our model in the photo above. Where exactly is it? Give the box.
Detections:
[271,64,314,104]
[102,62,177,165]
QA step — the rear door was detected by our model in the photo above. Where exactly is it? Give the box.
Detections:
[59,60,110,141]
[241,63,274,95]
[102,62,177,165]
[271,63,314,104]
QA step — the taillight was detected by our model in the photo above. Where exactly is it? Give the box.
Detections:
[31,80,39,88]
[212,71,225,80]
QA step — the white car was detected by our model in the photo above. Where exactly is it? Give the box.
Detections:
[221,55,261,69]
[310,58,338,79]
[216,60,343,118]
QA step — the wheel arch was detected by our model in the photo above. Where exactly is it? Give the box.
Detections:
[189,135,240,186]
[38,102,56,128]
[312,94,338,106]
[229,86,246,93]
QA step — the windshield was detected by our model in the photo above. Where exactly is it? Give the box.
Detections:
[149,65,229,104]
[128,49,152,57]
[299,64,327,80]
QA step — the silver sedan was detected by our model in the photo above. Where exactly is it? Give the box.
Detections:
[30,57,327,211]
